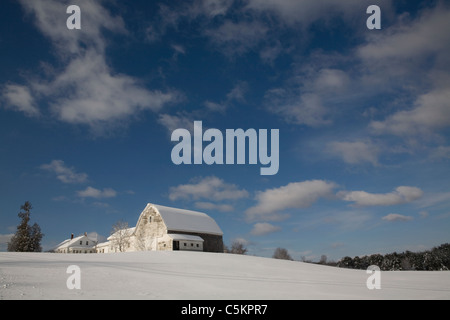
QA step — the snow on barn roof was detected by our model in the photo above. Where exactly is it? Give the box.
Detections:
[151,203,223,236]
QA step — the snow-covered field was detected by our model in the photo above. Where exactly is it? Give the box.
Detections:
[1,251,449,300]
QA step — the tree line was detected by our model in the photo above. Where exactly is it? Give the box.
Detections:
[227,240,450,271]
[336,243,450,271]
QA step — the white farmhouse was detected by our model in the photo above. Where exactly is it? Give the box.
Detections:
[53,233,98,253]
[54,203,224,254]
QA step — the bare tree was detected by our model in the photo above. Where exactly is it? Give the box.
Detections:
[273,247,293,260]
[110,220,132,252]
[230,240,247,254]
[319,254,328,265]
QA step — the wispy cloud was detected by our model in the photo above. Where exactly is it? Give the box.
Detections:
[382,213,413,222]
[1,84,39,117]
[250,222,281,236]
[169,176,248,202]
[77,186,117,199]
[327,140,380,166]
[370,87,450,137]
[194,201,234,212]
[246,180,337,221]
[3,0,180,133]
[40,160,88,184]
[339,186,423,207]
[360,3,450,138]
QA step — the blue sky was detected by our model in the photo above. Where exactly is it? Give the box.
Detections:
[1,0,449,261]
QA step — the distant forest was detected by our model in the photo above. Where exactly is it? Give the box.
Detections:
[335,243,450,271]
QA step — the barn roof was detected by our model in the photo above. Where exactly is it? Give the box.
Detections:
[150,203,223,236]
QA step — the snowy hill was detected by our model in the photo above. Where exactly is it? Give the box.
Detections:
[1,251,449,300]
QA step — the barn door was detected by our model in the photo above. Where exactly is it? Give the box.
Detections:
[173,241,179,251]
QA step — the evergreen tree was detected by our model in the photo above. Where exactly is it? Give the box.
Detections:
[29,223,43,252]
[7,201,44,252]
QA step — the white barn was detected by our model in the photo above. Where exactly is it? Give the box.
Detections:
[54,203,224,254]
[106,203,224,253]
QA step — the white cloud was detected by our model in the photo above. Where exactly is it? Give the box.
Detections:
[264,66,352,128]
[4,0,179,132]
[169,176,249,201]
[359,4,450,138]
[194,201,234,212]
[417,191,450,209]
[245,180,337,221]
[77,186,117,199]
[358,3,450,68]
[265,89,331,127]
[370,87,450,136]
[226,81,248,103]
[145,0,233,43]
[250,222,281,236]
[205,20,268,56]
[1,84,39,117]
[190,0,233,18]
[171,44,186,55]
[204,101,226,113]
[245,0,391,26]
[18,0,126,55]
[204,81,248,113]
[339,186,423,207]
[158,112,194,133]
[40,160,88,184]
[328,140,379,166]
[313,69,350,93]
[231,237,250,246]
[382,213,413,222]
[46,50,179,127]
